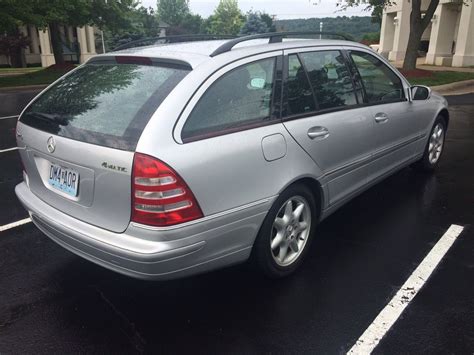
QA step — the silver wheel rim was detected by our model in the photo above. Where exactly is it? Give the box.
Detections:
[428,123,445,164]
[270,196,311,267]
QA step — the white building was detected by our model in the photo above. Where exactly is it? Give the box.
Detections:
[379,0,474,67]
[0,25,97,67]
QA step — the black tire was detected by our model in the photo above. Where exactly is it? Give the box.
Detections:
[412,116,447,172]
[251,183,318,278]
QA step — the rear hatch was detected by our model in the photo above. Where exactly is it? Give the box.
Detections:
[17,56,190,232]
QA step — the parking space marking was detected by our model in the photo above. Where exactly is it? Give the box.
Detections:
[0,147,18,153]
[348,224,464,355]
[0,115,18,120]
[0,217,32,232]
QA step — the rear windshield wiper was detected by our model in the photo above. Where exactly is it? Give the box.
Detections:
[23,111,70,126]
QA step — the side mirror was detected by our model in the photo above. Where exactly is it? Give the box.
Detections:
[411,85,431,101]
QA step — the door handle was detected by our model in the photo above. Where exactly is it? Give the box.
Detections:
[374,112,389,123]
[307,126,329,140]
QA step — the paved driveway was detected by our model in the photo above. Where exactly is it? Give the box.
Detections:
[0,91,473,353]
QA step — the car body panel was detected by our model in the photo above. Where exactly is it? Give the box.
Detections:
[15,37,449,279]
[17,122,134,233]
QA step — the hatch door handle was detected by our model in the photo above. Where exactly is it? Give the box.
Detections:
[374,112,389,123]
[307,126,329,140]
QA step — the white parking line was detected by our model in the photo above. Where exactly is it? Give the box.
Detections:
[347,224,464,355]
[0,147,18,153]
[0,115,18,120]
[0,217,32,232]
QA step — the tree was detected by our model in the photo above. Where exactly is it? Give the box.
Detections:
[337,0,440,70]
[240,11,269,35]
[167,13,204,35]
[0,33,30,67]
[156,0,190,27]
[260,13,276,32]
[205,0,244,35]
[402,0,439,70]
[0,0,137,66]
[103,6,161,51]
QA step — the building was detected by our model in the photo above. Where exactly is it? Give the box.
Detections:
[0,25,97,68]
[378,0,473,67]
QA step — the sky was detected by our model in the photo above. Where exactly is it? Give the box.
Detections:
[139,0,369,20]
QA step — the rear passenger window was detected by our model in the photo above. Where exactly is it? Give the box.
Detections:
[182,58,275,141]
[286,54,316,116]
[350,51,405,103]
[299,51,357,110]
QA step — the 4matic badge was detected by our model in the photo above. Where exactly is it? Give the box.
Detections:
[101,162,127,173]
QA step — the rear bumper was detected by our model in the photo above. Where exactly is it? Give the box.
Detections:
[15,182,272,280]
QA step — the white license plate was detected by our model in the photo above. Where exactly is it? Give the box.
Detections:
[48,163,79,197]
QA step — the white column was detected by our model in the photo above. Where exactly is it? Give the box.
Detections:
[388,4,411,61]
[38,27,55,67]
[19,26,30,54]
[452,1,474,67]
[29,25,40,54]
[67,26,74,43]
[379,12,396,58]
[77,26,96,63]
[86,26,96,54]
[425,4,459,66]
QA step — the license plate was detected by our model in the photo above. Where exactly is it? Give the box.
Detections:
[48,163,79,197]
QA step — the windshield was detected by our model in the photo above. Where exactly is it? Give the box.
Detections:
[20,62,190,151]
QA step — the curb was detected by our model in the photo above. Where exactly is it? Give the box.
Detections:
[0,84,47,93]
[431,79,474,95]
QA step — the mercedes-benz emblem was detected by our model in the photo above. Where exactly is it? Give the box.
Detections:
[47,136,56,153]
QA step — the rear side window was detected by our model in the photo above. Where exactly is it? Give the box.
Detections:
[182,58,276,141]
[349,51,405,103]
[285,54,316,116]
[299,50,357,110]
[20,62,190,151]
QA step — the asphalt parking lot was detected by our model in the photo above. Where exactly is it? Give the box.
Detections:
[0,89,473,353]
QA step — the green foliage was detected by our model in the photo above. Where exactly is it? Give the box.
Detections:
[275,16,380,41]
[0,33,30,66]
[240,11,269,35]
[0,65,74,87]
[156,0,190,26]
[0,0,138,64]
[336,0,387,24]
[259,13,276,32]
[205,0,244,35]
[104,6,160,51]
[403,70,474,86]
[168,13,204,35]
[361,32,380,44]
[0,0,40,33]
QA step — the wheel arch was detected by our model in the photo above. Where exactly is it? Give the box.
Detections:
[437,108,450,128]
[277,176,325,220]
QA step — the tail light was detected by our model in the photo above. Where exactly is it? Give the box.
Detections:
[131,153,203,227]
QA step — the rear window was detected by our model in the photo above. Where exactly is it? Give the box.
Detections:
[20,61,190,151]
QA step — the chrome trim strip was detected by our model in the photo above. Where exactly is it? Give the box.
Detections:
[131,196,275,231]
[322,133,425,179]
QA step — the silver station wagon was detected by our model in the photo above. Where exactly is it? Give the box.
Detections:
[15,32,449,280]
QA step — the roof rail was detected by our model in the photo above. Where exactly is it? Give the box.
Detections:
[210,31,351,57]
[113,34,236,52]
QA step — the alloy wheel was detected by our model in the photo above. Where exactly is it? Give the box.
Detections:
[270,196,311,267]
[428,123,445,164]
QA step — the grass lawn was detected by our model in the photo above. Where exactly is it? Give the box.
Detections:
[0,65,74,88]
[0,67,42,73]
[401,70,474,86]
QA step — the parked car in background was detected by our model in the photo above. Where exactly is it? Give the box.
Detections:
[15,33,449,280]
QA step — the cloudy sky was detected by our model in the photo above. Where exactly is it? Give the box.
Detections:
[140,0,368,19]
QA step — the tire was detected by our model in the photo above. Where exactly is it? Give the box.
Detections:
[412,116,447,172]
[252,183,317,278]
